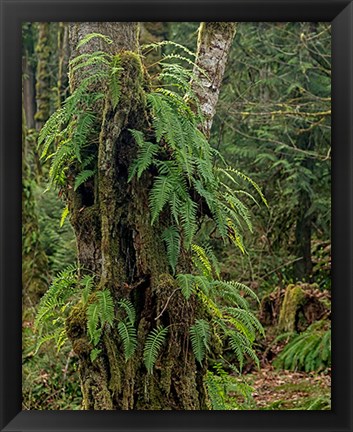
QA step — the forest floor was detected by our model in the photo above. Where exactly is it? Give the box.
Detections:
[228,365,331,410]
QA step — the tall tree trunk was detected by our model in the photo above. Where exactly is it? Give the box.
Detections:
[34,23,50,131]
[293,133,313,282]
[65,22,235,410]
[191,22,236,138]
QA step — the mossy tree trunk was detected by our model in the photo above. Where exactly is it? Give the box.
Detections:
[65,22,234,410]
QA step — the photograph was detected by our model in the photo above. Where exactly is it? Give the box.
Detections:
[21,21,331,411]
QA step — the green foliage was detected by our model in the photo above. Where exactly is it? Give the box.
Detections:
[34,265,90,353]
[117,299,137,361]
[161,226,180,275]
[35,264,78,331]
[175,245,263,371]
[212,22,331,289]
[143,325,169,374]
[190,319,210,364]
[128,45,267,273]
[274,320,331,372]
[37,33,122,190]
[205,363,255,410]
[87,289,114,347]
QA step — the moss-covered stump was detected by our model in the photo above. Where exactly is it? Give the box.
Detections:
[259,283,330,334]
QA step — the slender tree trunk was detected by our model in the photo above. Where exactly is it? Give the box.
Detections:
[191,22,236,138]
[65,21,235,410]
[35,23,51,130]
[293,133,313,282]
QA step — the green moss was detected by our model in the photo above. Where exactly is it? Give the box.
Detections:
[278,284,306,333]
[65,302,87,340]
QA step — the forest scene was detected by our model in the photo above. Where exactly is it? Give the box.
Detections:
[22,22,331,411]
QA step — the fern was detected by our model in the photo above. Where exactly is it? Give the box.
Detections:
[35,264,77,330]
[118,298,136,324]
[38,33,124,190]
[74,169,96,191]
[162,226,180,274]
[86,289,114,346]
[87,303,101,346]
[274,321,331,372]
[143,325,169,374]
[60,205,69,227]
[76,32,113,49]
[118,321,138,361]
[190,319,210,364]
[176,273,196,300]
[205,370,227,410]
[90,348,101,362]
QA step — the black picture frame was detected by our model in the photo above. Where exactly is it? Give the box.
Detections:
[1,1,352,431]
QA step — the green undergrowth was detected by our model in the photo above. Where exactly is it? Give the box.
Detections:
[22,309,82,410]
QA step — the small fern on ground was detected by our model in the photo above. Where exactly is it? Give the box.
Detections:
[274,320,331,372]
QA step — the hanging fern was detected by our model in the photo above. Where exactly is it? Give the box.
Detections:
[86,289,114,346]
[74,169,96,191]
[162,225,180,274]
[87,302,101,346]
[128,56,267,261]
[37,33,123,190]
[143,325,169,374]
[118,298,136,325]
[189,319,210,364]
[118,320,138,361]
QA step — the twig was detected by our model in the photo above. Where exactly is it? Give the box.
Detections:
[154,288,181,321]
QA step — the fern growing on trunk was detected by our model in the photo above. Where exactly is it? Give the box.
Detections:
[35,33,267,406]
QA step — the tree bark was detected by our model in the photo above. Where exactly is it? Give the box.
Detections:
[191,22,236,138]
[65,21,235,410]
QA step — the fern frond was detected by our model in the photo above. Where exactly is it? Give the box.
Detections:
[217,167,268,207]
[191,244,212,278]
[149,175,175,224]
[87,303,101,346]
[143,325,169,374]
[162,226,180,274]
[80,274,95,304]
[176,273,195,300]
[96,290,114,326]
[180,197,198,248]
[118,320,138,361]
[142,40,196,58]
[74,169,96,191]
[60,205,69,228]
[76,32,113,49]
[118,299,136,324]
[190,319,210,364]
[90,348,101,362]
[128,132,159,180]
[206,371,227,410]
